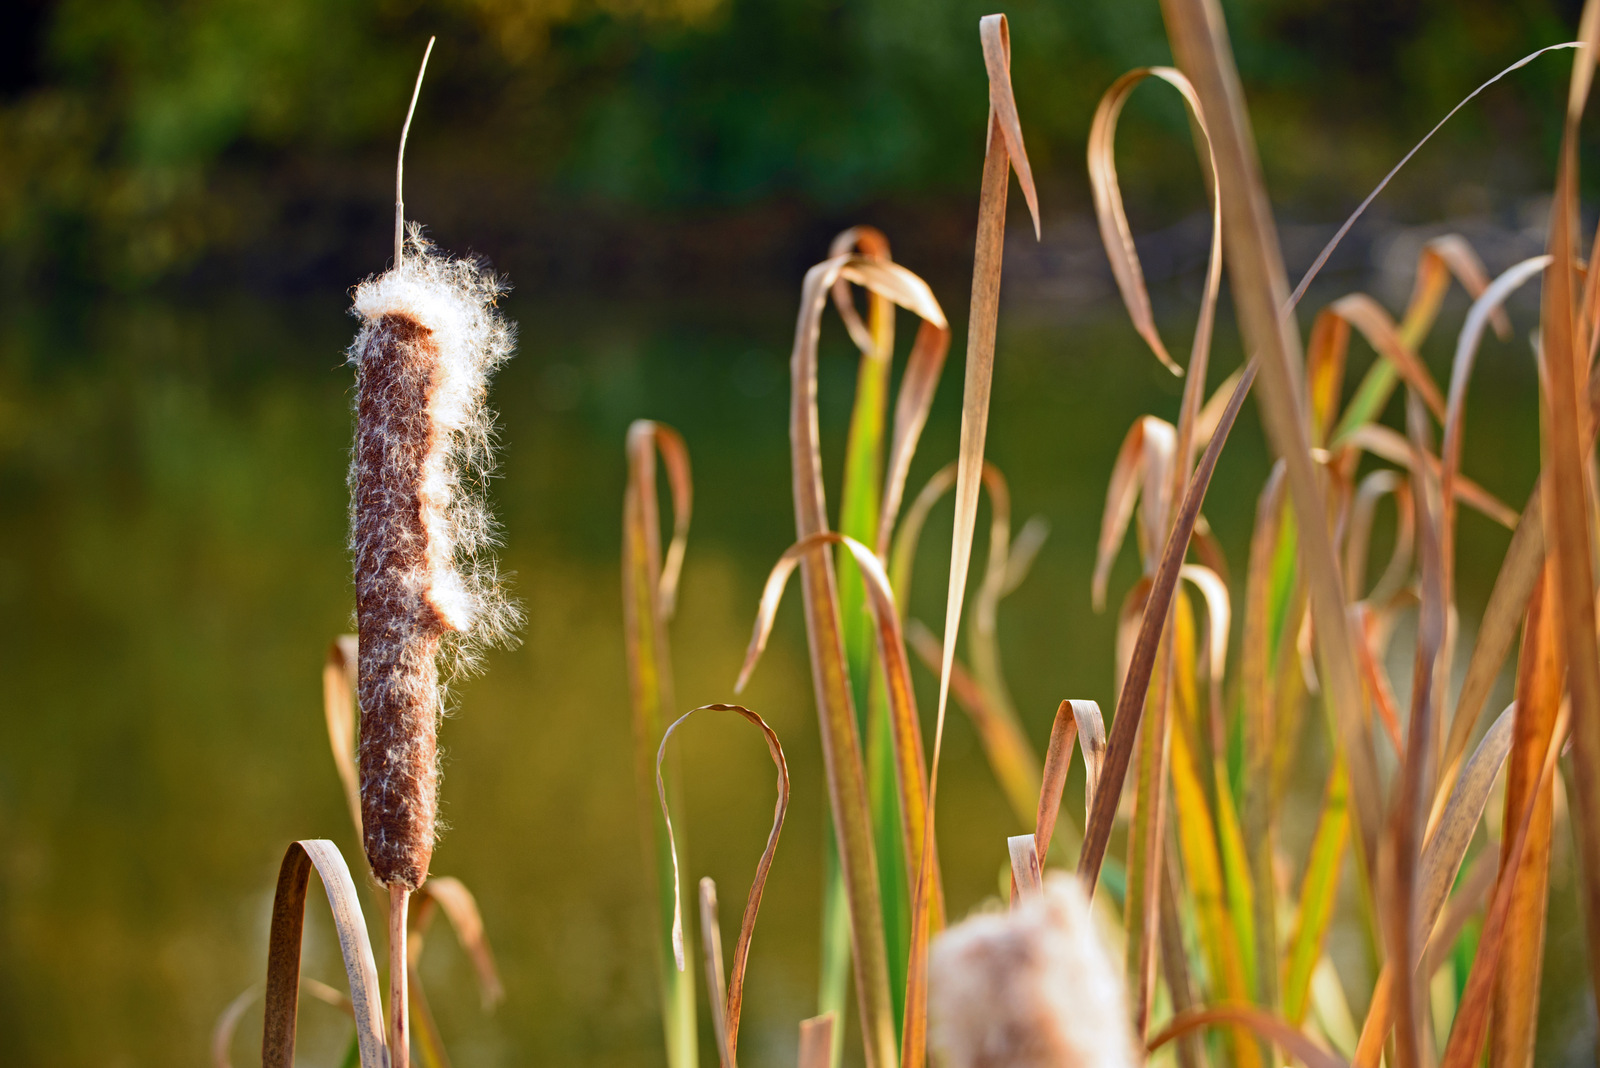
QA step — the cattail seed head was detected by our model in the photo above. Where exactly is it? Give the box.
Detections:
[348,227,520,889]
[929,873,1136,1068]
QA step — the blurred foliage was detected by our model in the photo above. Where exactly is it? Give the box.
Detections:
[0,0,1582,287]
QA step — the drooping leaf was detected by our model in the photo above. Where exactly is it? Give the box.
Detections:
[262,840,387,1068]
[656,704,790,1064]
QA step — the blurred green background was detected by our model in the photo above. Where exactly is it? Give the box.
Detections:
[1,0,1596,1065]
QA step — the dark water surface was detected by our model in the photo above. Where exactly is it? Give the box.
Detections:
[0,277,1590,1065]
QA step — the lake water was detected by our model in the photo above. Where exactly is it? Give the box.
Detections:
[0,267,1591,1065]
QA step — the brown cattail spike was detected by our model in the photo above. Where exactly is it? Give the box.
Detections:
[349,230,519,890]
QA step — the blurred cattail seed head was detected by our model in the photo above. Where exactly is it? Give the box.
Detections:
[929,873,1136,1068]
[348,227,520,890]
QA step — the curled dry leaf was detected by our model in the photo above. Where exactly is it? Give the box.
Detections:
[262,840,386,1068]
[1035,699,1107,865]
[1093,417,1176,611]
[656,704,789,1064]
[414,876,504,1009]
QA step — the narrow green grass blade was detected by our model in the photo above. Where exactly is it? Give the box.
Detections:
[829,225,903,1049]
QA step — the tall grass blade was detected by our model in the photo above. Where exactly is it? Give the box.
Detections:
[827,225,908,1046]
[912,18,1038,1068]
[622,419,699,1068]
[787,250,946,1068]
[656,703,790,1064]
[1159,0,1384,876]
[262,840,386,1068]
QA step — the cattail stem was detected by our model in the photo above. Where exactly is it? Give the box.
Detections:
[395,38,435,267]
[389,885,411,1068]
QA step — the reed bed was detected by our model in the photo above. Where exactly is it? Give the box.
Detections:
[224,1,1600,1066]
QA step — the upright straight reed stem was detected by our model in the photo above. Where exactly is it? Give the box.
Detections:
[395,37,436,266]
[389,885,410,1068]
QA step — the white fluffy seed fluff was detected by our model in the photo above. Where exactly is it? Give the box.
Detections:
[348,226,520,660]
[346,225,520,889]
[929,873,1137,1068]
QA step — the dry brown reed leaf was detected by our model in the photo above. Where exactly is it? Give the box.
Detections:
[1490,570,1562,1068]
[1352,703,1515,1065]
[262,840,386,1068]
[877,320,953,558]
[1034,700,1107,866]
[1008,834,1044,903]
[1353,605,1405,754]
[738,532,943,924]
[1335,424,1516,528]
[656,703,790,1063]
[911,22,1039,1065]
[1078,361,1257,893]
[1534,4,1600,1015]
[1437,705,1572,1068]
[1147,1006,1347,1068]
[1093,416,1176,611]
[1307,310,1350,444]
[323,636,362,838]
[829,226,892,355]
[799,1014,838,1068]
[1088,67,1223,380]
[213,980,357,1068]
[1160,0,1383,880]
[1439,257,1550,545]
[412,876,503,1009]
[1325,294,1446,424]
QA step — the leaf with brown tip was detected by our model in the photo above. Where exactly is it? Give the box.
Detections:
[657,704,790,1065]
[262,840,387,1068]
